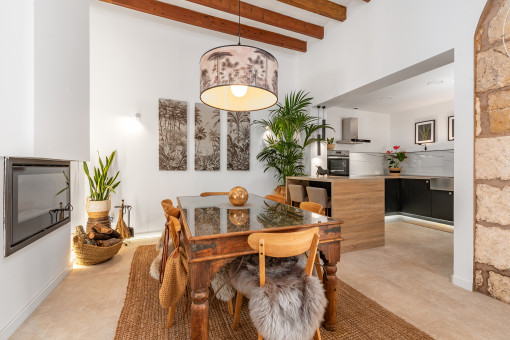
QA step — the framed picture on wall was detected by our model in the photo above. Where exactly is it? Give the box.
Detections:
[448,116,454,141]
[415,120,435,144]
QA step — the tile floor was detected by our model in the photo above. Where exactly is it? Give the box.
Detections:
[11,222,510,339]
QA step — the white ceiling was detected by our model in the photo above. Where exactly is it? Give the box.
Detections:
[158,0,367,54]
[330,63,455,114]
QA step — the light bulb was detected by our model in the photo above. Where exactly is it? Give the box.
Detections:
[231,85,248,97]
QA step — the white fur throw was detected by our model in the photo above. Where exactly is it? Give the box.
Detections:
[150,229,173,280]
[230,255,327,340]
[210,264,236,302]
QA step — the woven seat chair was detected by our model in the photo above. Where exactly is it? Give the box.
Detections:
[288,184,307,207]
[264,194,287,204]
[231,228,326,340]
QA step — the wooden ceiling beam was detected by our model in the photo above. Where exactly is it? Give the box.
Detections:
[186,0,324,39]
[99,0,307,52]
[277,0,347,22]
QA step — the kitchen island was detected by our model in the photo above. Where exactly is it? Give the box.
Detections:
[286,176,385,253]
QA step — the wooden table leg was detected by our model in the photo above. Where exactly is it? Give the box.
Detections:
[319,241,340,331]
[190,262,210,340]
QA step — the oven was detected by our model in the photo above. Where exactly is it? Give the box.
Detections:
[327,150,349,176]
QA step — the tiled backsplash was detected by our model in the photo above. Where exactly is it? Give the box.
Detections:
[349,149,454,177]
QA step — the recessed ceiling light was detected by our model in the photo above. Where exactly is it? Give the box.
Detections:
[353,107,359,110]
[427,80,444,85]
[379,96,392,100]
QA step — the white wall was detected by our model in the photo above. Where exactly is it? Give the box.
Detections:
[0,1,89,338]
[0,160,76,339]
[0,0,34,157]
[88,2,297,233]
[34,0,90,161]
[325,107,390,153]
[0,0,90,160]
[390,100,454,152]
[297,0,487,290]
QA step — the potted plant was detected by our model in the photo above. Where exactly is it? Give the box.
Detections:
[327,137,335,151]
[83,151,121,220]
[386,145,407,176]
[254,90,333,195]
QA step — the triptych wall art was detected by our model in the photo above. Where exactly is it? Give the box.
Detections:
[195,103,220,171]
[158,98,250,171]
[159,98,188,171]
[227,111,250,171]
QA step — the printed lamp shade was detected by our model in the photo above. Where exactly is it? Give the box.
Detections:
[200,45,278,111]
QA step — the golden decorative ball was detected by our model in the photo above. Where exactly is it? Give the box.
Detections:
[228,209,250,226]
[229,186,249,206]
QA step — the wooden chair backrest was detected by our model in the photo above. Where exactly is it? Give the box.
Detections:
[200,192,229,197]
[300,201,325,215]
[264,194,286,204]
[247,227,320,286]
[161,199,180,221]
[168,216,182,247]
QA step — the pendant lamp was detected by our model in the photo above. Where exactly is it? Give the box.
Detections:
[199,0,278,111]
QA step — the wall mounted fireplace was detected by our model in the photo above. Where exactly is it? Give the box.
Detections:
[4,158,72,256]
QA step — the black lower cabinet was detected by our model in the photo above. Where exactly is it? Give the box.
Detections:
[431,191,454,221]
[385,179,400,214]
[400,179,432,217]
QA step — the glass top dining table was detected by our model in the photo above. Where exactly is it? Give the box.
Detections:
[177,194,338,238]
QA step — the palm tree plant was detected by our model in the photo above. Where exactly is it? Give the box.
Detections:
[254,90,333,186]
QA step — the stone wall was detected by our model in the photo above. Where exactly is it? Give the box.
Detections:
[474,0,510,303]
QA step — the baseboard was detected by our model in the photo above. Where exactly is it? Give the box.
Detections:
[451,275,473,291]
[0,263,72,340]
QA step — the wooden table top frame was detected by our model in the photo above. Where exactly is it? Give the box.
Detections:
[177,194,343,340]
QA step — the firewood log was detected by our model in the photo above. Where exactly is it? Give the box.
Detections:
[97,238,122,247]
[87,231,112,240]
[92,223,121,238]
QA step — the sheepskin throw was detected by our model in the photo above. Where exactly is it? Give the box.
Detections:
[149,229,173,280]
[230,255,327,340]
[210,264,236,302]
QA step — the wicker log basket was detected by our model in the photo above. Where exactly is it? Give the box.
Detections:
[72,235,123,266]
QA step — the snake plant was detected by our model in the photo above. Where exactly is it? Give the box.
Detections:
[83,151,121,201]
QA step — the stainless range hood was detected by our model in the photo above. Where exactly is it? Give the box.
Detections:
[336,117,371,144]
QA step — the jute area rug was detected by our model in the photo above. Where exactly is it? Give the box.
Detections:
[115,245,434,340]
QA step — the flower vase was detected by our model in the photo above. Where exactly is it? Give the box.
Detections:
[389,168,402,177]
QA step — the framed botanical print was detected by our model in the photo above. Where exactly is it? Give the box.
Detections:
[448,116,454,141]
[415,120,435,144]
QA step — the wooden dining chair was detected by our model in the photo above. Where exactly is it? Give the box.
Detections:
[200,192,229,197]
[161,199,235,317]
[233,227,322,340]
[300,201,325,215]
[161,200,180,220]
[164,216,182,329]
[264,194,287,204]
[299,202,325,281]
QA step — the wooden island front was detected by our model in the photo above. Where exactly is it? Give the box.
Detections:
[286,176,385,253]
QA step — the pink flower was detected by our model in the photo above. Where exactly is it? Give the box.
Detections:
[393,145,400,150]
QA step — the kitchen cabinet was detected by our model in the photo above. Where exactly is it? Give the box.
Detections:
[385,178,453,222]
[431,190,454,221]
[400,179,432,217]
[385,179,400,214]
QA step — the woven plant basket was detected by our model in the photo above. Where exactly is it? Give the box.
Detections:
[72,235,123,266]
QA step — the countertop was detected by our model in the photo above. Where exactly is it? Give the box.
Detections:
[286,175,453,182]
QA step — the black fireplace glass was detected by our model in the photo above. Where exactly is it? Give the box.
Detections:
[5,158,71,256]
